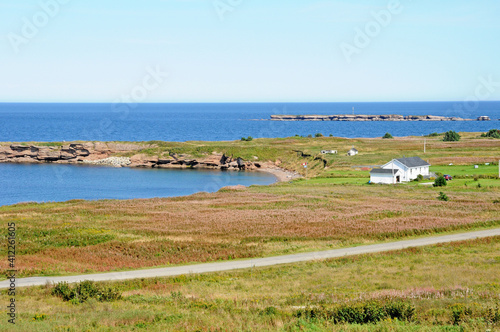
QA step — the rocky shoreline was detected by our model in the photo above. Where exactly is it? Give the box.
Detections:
[0,142,299,183]
[270,114,491,121]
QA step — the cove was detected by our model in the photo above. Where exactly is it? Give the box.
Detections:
[0,163,277,207]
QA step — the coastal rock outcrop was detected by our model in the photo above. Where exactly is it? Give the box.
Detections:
[270,114,483,121]
[0,142,145,165]
[0,142,260,172]
[129,153,259,171]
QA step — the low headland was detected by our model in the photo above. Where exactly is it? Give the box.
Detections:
[0,142,301,182]
[270,114,492,121]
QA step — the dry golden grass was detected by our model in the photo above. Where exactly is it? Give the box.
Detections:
[1,237,499,331]
[1,181,499,277]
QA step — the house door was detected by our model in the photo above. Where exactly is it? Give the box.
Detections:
[396,175,400,183]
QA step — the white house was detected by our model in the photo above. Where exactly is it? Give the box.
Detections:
[347,148,358,156]
[370,157,430,184]
[321,150,337,154]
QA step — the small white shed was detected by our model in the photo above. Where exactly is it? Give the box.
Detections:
[347,148,358,156]
[370,168,401,184]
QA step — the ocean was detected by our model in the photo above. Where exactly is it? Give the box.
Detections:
[0,102,499,142]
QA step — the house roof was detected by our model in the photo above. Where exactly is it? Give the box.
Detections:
[395,157,430,168]
[370,168,400,174]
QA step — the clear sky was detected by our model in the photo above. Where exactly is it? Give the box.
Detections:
[1,0,499,102]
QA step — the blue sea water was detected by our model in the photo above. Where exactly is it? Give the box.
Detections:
[0,102,499,142]
[0,163,276,207]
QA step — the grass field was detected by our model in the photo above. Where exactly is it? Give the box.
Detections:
[0,180,499,278]
[1,134,499,278]
[1,237,499,331]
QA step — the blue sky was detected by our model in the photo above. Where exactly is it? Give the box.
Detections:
[1,0,499,102]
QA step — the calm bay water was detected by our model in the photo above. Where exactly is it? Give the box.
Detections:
[0,163,276,207]
[1,102,498,206]
[0,102,499,142]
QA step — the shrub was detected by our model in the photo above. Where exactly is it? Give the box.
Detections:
[329,134,333,137]
[382,132,393,139]
[385,301,416,321]
[481,129,500,138]
[240,136,253,141]
[52,282,73,301]
[261,306,278,316]
[426,132,440,137]
[315,133,324,137]
[52,281,121,303]
[443,130,461,142]
[450,304,472,325]
[295,301,415,325]
[438,192,449,201]
[32,313,47,321]
[433,176,447,187]
[307,134,312,138]
[416,174,424,182]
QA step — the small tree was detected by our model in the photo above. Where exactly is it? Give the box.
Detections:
[433,176,447,187]
[382,132,393,139]
[481,129,500,139]
[437,192,449,201]
[443,130,460,142]
[315,133,324,138]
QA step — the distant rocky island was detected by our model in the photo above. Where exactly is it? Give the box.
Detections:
[270,114,491,121]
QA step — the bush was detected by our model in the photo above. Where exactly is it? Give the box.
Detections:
[433,176,447,187]
[443,130,461,142]
[52,281,121,303]
[315,133,324,137]
[481,129,500,138]
[416,174,424,182]
[295,301,415,325]
[438,192,449,201]
[450,304,472,325]
[240,136,253,141]
[385,301,416,321]
[382,132,393,139]
[426,132,440,137]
